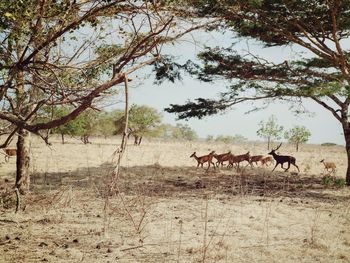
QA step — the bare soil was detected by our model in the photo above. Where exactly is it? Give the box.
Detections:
[1,136,350,262]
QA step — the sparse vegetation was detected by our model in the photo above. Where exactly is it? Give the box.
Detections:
[321,143,338,147]
[1,137,349,262]
[322,175,346,188]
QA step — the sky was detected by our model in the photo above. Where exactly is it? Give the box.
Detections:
[114,30,346,145]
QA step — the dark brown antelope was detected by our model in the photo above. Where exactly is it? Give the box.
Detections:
[190,151,216,170]
[213,151,232,167]
[3,148,17,162]
[268,143,299,172]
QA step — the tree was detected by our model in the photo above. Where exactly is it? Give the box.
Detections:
[114,105,163,145]
[206,135,214,142]
[171,123,198,141]
[285,126,311,151]
[0,1,197,192]
[215,135,235,144]
[161,0,350,185]
[95,111,115,139]
[257,115,284,150]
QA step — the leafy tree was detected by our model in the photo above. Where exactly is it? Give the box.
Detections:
[172,123,198,141]
[284,126,311,151]
[256,115,284,150]
[160,0,350,185]
[0,0,194,192]
[114,105,163,145]
[95,111,115,139]
[206,135,214,142]
[215,135,236,144]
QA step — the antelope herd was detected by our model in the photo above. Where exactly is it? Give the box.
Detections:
[190,143,336,175]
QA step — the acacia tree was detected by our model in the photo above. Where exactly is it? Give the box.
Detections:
[114,105,163,145]
[0,0,199,192]
[161,0,350,185]
[285,126,311,151]
[257,115,284,150]
[171,123,198,141]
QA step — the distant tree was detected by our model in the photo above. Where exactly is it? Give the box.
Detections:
[114,105,163,145]
[206,135,214,142]
[95,111,115,139]
[215,134,247,144]
[49,107,99,144]
[257,115,284,150]
[215,135,235,144]
[172,123,198,141]
[232,134,248,143]
[284,126,311,151]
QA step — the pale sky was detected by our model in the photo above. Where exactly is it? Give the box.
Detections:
[118,30,346,145]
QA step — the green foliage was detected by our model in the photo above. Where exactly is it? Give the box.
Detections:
[257,115,283,149]
[215,135,235,144]
[206,135,214,142]
[171,123,198,141]
[321,142,337,147]
[322,176,346,188]
[215,134,247,144]
[49,107,100,138]
[114,105,163,138]
[95,111,115,137]
[284,126,311,151]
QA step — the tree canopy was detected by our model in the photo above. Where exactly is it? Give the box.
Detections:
[284,125,311,151]
[257,115,284,150]
[158,0,350,184]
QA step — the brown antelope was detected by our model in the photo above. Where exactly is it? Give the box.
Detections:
[320,159,336,174]
[268,143,299,172]
[228,151,250,170]
[213,151,232,167]
[249,155,264,167]
[3,148,17,162]
[260,156,274,167]
[190,151,216,170]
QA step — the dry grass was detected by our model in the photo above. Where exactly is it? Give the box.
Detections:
[1,136,350,263]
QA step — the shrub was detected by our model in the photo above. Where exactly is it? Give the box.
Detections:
[322,175,346,188]
[321,142,337,146]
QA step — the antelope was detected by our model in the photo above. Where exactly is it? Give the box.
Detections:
[213,151,232,167]
[3,148,17,162]
[320,159,336,174]
[228,151,250,170]
[268,143,299,172]
[249,155,264,167]
[260,156,274,167]
[190,151,216,170]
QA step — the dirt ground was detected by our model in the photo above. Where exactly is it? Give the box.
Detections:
[1,136,350,262]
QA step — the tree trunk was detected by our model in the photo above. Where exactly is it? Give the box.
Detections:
[343,126,350,186]
[296,142,299,152]
[61,133,65,144]
[267,137,271,150]
[16,129,31,194]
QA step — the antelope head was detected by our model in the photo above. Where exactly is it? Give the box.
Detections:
[268,143,282,155]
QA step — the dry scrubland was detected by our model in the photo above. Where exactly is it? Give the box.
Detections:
[1,136,350,263]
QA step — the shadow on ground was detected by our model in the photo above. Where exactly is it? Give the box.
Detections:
[25,163,349,203]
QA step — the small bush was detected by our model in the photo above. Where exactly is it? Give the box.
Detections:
[322,175,346,188]
[321,142,337,146]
